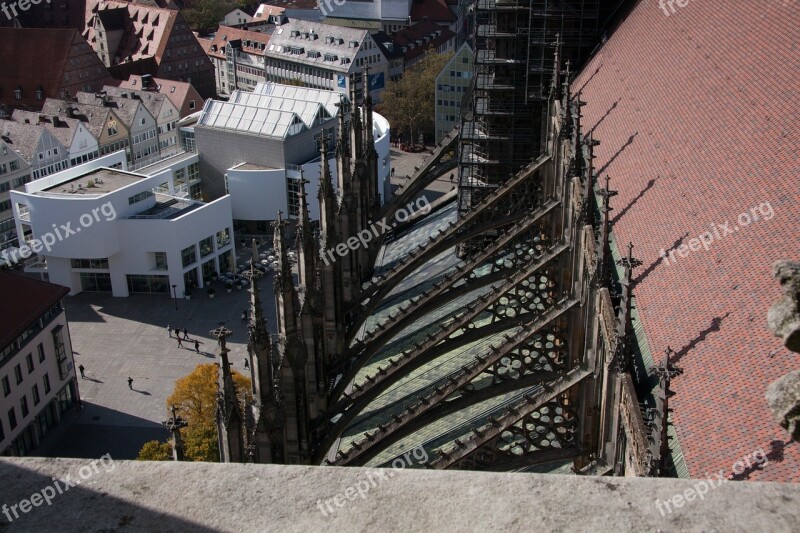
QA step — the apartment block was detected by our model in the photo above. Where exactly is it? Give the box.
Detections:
[264,21,389,101]
[115,75,204,118]
[0,272,79,457]
[435,42,473,142]
[204,26,275,97]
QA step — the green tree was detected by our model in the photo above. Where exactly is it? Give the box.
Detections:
[138,440,172,461]
[377,50,453,145]
[137,363,252,462]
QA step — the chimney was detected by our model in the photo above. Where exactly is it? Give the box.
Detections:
[38,114,47,124]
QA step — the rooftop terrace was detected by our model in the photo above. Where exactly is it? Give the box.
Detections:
[38,168,146,197]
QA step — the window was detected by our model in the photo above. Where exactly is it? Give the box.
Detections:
[128,190,154,205]
[26,353,34,373]
[108,125,118,136]
[216,228,230,248]
[37,343,45,362]
[154,252,168,270]
[188,100,196,110]
[181,245,196,267]
[1,376,9,397]
[199,236,214,258]
[8,408,16,430]
[20,395,28,418]
[32,384,40,406]
[14,364,22,384]
[140,118,146,126]
[70,258,109,269]
[13,87,21,100]
[43,373,51,394]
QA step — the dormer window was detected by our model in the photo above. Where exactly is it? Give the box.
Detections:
[13,86,22,100]
[35,86,44,101]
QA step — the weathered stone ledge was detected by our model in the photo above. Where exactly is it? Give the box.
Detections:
[1,458,798,532]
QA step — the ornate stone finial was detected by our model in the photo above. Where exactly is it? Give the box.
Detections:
[768,260,800,352]
[766,260,800,439]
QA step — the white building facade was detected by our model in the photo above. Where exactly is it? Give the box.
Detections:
[9,152,235,298]
[0,273,78,457]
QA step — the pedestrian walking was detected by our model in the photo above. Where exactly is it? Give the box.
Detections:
[244,358,250,369]
[183,327,189,340]
[177,336,183,348]
[167,324,171,337]
[194,339,200,353]
[241,311,247,323]
[78,364,85,378]
[128,377,133,390]
[174,327,180,338]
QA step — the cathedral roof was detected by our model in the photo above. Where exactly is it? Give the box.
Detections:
[572,0,800,481]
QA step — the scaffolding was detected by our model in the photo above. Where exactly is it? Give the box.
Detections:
[458,0,610,220]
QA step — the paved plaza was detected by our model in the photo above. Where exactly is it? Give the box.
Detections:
[34,148,434,461]
[39,277,276,460]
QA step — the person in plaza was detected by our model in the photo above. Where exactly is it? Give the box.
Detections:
[78,364,85,378]
[244,358,250,369]
[174,327,180,338]
[241,311,247,323]
[177,336,183,348]
[167,324,171,337]
[194,339,200,353]
[183,327,189,340]
[128,377,133,390]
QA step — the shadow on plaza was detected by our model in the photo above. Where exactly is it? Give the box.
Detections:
[63,288,275,344]
[0,461,217,532]
[42,403,169,461]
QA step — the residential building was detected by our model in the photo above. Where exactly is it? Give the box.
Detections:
[321,0,412,34]
[91,1,216,97]
[0,28,111,114]
[0,121,69,181]
[10,151,234,297]
[100,86,181,157]
[41,100,132,160]
[264,21,389,101]
[76,91,160,169]
[12,0,216,98]
[435,41,473,142]
[204,26,274,97]
[409,0,464,35]
[194,82,391,229]
[11,111,101,169]
[221,8,254,27]
[115,75,204,118]
[252,4,287,25]
[371,33,404,82]
[386,20,457,70]
[0,139,32,245]
[0,272,78,457]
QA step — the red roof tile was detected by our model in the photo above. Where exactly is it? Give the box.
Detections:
[572,0,800,482]
[0,272,68,351]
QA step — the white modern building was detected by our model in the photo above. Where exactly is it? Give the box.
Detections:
[9,151,234,297]
[0,272,78,457]
[194,82,391,229]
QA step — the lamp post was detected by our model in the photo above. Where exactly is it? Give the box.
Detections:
[171,284,178,311]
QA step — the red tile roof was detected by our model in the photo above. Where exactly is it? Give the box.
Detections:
[410,0,457,23]
[391,20,456,63]
[572,0,800,481]
[205,26,272,60]
[0,272,69,351]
